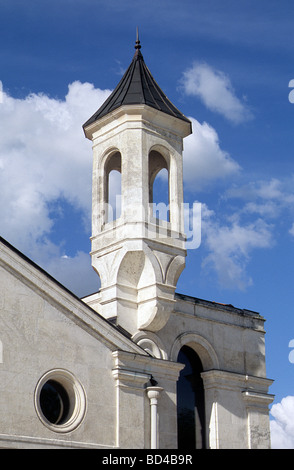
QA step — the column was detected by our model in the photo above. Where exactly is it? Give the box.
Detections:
[147,386,163,449]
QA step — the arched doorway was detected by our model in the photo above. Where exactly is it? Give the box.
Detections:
[177,346,206,449]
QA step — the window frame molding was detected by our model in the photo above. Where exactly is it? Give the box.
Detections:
[34,369,87,433]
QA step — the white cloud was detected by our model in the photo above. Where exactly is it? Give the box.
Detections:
[225,178,294,234]
[201,207,273,290]
[270,396,294,449]
[242,201,281,219]
[181,62,253,123]
[0,82,111,296]
[226,178,286,202]
[183,117,240,191]
[196,174,294,289]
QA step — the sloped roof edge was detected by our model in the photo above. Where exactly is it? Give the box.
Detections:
[83,39,191,129]
[0,236,147,354]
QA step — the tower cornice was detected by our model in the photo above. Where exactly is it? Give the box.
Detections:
[84,104,191,142]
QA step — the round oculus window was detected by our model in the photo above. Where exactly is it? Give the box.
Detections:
[35,369,86,433]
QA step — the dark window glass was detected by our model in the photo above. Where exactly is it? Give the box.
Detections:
[177,346,206,449]
[40,380,70,425]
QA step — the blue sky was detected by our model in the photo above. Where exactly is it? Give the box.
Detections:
[0,0,294,447]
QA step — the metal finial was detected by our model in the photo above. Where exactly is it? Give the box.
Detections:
[135,26,141,50]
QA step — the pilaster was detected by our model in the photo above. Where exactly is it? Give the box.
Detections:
[201,369,274,449]
[112,350,184,449]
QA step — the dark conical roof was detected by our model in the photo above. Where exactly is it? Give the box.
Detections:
[83,35,191,129]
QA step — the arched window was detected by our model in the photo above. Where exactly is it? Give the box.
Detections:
[149,150,169,222]
[177,346,206,449]
[108,169,121,221]
[104,151,121,222]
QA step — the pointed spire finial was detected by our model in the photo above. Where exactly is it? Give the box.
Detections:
[135,26,141,50]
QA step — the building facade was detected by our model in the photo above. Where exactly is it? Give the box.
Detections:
[0,36,274,449]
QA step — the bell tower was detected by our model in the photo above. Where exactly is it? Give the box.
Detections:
[83,33,192,334]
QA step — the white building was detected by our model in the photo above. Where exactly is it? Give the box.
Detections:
[0,35,274,449]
